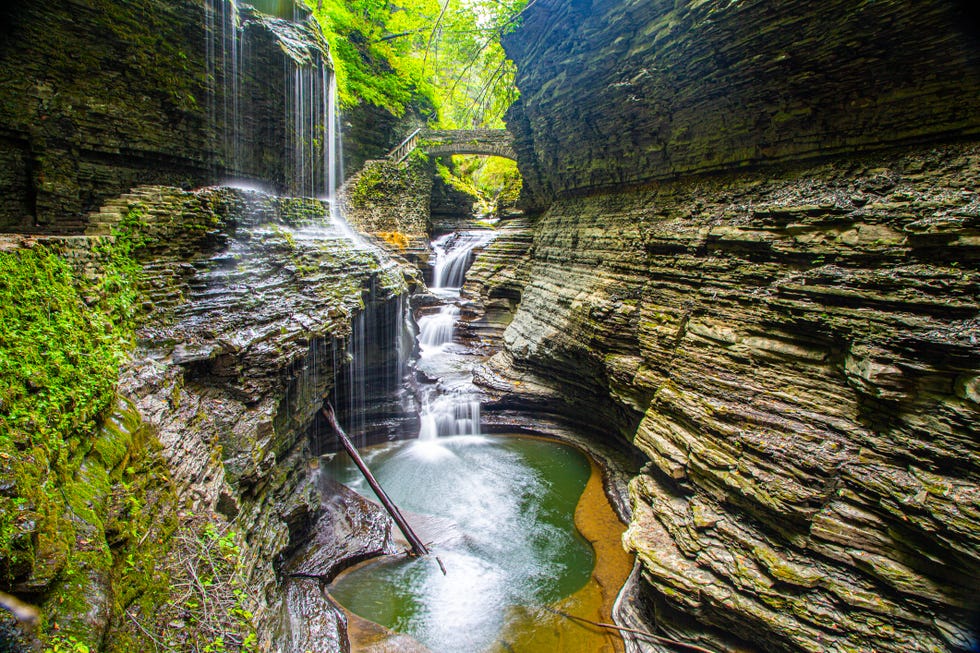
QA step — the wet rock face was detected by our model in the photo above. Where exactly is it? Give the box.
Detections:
[460,216,535,350]
[484,143,980,652]
[0,0,333,232]
[503,0,980,210]
[106,185,407,644]
[270,479,394,653]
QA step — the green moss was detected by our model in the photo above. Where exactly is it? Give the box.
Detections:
[347,164,387,208]
[0,210,166,648]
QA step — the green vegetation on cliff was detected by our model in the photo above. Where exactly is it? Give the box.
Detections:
[0,213,184,649]
[307,0,525,127]
[0,217,142,455]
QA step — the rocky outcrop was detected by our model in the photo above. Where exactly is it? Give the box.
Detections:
[460,216,535,349]
[113,185,406,644]
[0,0,335,233]
[341,158,435,266]
[488,1,980,650]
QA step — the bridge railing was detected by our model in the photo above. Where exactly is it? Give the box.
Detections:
[387,127,423,163]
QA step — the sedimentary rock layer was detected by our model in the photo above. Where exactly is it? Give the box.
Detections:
[484,143,979,652]
[495,1,980,649]
[104,186,406,646]
[0,0,336,232]
[503,0,980,210]
[342,158,435,266]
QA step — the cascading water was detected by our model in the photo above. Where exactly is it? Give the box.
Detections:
[204,0,413,444]
[414,230,496,441]
[205,0,335,197]
[197,4,625,652]
[431,231,497,289]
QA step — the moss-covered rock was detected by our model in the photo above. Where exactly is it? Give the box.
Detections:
[342,157,435,266]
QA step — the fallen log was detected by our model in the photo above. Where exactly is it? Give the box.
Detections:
[321,402,429,557]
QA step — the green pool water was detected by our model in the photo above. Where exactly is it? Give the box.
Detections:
[324,434,595,653]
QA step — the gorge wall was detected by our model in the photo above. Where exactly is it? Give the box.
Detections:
[0,0,414,649]
[505,0,980,211]
[492,1,980,651]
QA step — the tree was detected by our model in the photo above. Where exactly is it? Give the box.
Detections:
[307,0,527,127]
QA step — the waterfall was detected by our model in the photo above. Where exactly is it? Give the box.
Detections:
[414,230,495,441]
[203,0,415,447]
[205,0,338,197]
[431,231,496,289]
[417,305,460,355]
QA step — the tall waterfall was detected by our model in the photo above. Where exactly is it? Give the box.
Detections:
[205,0,338,198]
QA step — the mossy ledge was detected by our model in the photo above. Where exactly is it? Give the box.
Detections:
[1,185,410,651]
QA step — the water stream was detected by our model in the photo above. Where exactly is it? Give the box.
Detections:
[323,230,632,651]
[415,230,496,440]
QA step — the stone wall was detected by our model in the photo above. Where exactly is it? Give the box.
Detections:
[503,0,980,210]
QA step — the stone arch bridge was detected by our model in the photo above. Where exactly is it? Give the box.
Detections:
[388,128,516,162]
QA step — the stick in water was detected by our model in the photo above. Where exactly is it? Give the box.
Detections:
[542,606,721,653]
[321,402,430,557]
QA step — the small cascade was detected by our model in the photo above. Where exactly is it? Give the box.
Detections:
[417,305,460,354]
[413,230,496,442]
[417,395,482,441]
[431,231,497,288]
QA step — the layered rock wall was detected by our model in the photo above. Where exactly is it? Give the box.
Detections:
[493,0,980,650]
[0,0,337,233]
[488,144,980,651]
[0,186,406,650]
[504,0,980,211]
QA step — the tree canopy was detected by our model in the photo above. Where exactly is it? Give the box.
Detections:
[307,0,527,127]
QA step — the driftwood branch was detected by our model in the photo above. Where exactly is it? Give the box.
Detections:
[321,402,429,557]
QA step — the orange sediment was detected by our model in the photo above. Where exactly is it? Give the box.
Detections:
[490,455,635,653]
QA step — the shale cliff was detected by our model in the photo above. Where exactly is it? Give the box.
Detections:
[0,0,412,649]
[489,1,980,651]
